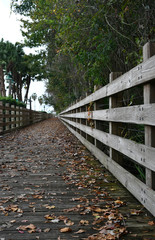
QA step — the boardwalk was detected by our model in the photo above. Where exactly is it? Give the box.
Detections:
[0,118,155,240]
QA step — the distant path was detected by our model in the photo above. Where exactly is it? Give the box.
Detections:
[0,118,154,239]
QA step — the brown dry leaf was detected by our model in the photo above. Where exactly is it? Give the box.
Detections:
[64,219,74,226]
[64,207,78,212]
[46,205,55,209]
[79,220,89,225]
[148,221,155,226]
[32,194,43,199]
[130,209,141,215]
[75,229,86,234]
[58,215,68,221]
[44,214,55,220]
[6,204,19,212]
[60,227,72,233]
[17,224,36,232]
[108,213,116,220]
[44,228,51,233]
[114,200,124,205]
[94,207,106,213]
[28,229,36,233]
[10,220,16,223]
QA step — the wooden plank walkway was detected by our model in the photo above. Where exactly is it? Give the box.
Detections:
[0,118,155,240]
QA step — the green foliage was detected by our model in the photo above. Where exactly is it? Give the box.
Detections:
[31,93,37,101]
[11,0,155,112]
[0,96,26,108]
[0,38,47,102]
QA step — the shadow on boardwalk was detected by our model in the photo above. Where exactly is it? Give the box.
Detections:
[0,118,155,240]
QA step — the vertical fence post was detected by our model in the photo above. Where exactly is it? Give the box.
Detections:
[143,42,155,189]
[20,107,23,127]
[75,100,78,132]
[93,87,97,147]
[109,72,123,164]
[16,106,19,128]
[79,97,82,135]
[85,93,89,140]
[11,105,15,129]
[5,103,10,131]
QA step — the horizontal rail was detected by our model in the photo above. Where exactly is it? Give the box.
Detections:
[63,121,155,217]
[62,118,155,171]
[60,42,155,216]
[61,103,155,126]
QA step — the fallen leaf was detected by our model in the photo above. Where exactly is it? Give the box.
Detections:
[108,213,116,220]
[148,221,155,226]
[75,229,86,234]
[10,220,16,223]
[94,207,106,213]
[114,200,124,206]
[28,229,36,233]
[60,227,72,233]
[32,195,43,199]
[130,209,141,215]
[44,214,55,220]
[79,220,89,225]
[17,224,36,232]
[44,228,51,233]
[46,205,55,209]
[64,219,74,226]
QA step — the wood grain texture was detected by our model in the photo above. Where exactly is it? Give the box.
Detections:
[61,103,155,126]
[61,118,155,171]
[63,120,155,217]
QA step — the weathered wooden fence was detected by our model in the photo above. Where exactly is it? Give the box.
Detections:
[60,42,155,216]
[0,102,52,134]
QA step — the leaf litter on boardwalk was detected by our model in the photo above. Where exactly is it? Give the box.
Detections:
[0,119,154,239]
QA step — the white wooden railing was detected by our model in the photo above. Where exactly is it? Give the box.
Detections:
[60,42,155,216]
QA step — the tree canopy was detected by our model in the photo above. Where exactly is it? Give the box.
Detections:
[0,38,46,102]
[11,0,155,112]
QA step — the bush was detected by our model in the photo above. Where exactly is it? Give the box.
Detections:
[0,96,26,108]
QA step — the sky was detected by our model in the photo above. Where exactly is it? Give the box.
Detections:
[0,0,52,112]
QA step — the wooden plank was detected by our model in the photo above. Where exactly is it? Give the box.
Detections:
[60,55,155,114]
[143,42,155,190]
[61,103,155,126]
[62,120,155,217]
[109,72,123,166]
[143,42,155,62]
[61,118,155,171]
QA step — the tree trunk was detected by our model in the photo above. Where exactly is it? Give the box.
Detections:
[24,75,31,104]
[0,66,6,96]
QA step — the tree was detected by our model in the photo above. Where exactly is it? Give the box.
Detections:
[0,66,6,96]
[11,0,155,112]
[31,92,37,110]
[0,39,24,99]
[38,96,43,110]
[22,52,47,103]
[0,39,46,103]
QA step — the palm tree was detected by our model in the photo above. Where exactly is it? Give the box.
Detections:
[38,96,43,110]
[0,39,24,99]
[31,93,37,110]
